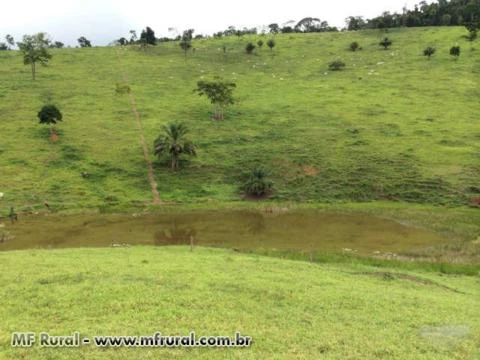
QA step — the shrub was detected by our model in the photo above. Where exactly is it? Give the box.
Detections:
[329,60,346,71]
[257,40,264,48]
[245,42,256,54]
[243,167,273,197]
[349,42,360,51]
[423,46,436,59]
[267,39,276,51]
[379,37,392,50]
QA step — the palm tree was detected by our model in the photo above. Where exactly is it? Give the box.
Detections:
[154,123,196,170]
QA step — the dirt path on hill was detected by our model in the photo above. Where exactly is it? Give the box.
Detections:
[115,50,161,205]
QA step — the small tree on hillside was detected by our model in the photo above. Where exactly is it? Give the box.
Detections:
[154,122,196,170]
[245,42,256,54]
[18,33,52,80]
[0,43,7,50]
[179,29,193,60]
[423,46,436,59]
[257,40,264,48]
[38,104,62,136]
[195,80,236,120]
[349,41,360,51]
[379,37,392,50]
[450,45,460,59]
[77,36,92,47]
[267,39,276,51]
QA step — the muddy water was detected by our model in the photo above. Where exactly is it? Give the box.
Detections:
[0,210,446,254]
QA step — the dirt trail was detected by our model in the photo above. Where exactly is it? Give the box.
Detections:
[115,50,161,205]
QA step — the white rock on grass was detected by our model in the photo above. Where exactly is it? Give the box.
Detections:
[0,193,3,199]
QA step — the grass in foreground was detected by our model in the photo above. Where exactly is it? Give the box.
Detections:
[0,246,478,359]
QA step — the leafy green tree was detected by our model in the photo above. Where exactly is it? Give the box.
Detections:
[154,123,196,170]
[268,23,280,34]
[267,39,276,51]
[245,42,256,54]
[257,40,264,48]
[379,37,392,49]
[52,41,64,48]
[450,45,461,59]
[243,167,273,197]
[423,46,436,59]
[329,60,346,71]
[179,29,193,60]
[77,36,92,47]
[0,43,7,50]
[195,80,236,120]
[18,33,52,80]
[140,26,156,45]
[38,104,62,135]
[349,41,360,51]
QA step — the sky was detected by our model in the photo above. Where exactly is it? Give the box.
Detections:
[1,0,429,46]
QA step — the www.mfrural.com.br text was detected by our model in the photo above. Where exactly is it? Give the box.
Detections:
[11,331,252,348]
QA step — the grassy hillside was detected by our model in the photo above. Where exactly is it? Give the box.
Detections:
[0,27,479,212]
[0,247,478,359]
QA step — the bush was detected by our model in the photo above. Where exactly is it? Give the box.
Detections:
[379,37,392,50]
[267,39,276,50]
[243,168,273,197]
[245,42,256,54]
[450,45,460,58]
[329,60,346,71]
[257,40,264,48]
[423,46,436,59]
[115,82,131,94]
[349,42,360,51]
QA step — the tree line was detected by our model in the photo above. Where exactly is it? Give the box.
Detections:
[347,0,480,32]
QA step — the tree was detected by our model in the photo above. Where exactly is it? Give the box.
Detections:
[38,104,62,135]
[52,41,64,48]
[0,43,7,51]
[379,37,392,49]
[153,123,196,170]
[245,42,256,54]
[423,46,436,59]
[195,80,236,120]
[179,29,193,60]
[77,36,92,47]
[346,16,366,31]
[268,23,280,34]
[257,40,264,48]
[129,30,137,44]
[450,45,461,59]
[18,33,52,80]
[267,39,276,51]
[329,60,346,71]
[5,34,14,49]
[140,26,156,45]
[243,167,273,197]
[349,41,360,51]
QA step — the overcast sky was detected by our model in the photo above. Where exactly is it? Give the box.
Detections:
[1,0,429,46]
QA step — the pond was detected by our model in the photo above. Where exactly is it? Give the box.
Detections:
[0,210,447,255]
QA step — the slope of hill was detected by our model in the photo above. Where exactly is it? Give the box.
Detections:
[0,27,479,211]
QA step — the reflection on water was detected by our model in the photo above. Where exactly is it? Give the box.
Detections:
[0,210,447,254]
